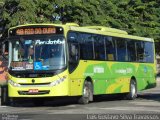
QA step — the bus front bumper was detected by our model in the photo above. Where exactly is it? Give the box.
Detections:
[8,82,69,97]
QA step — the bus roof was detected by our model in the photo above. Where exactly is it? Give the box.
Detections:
[68,26,154,42]
[9,23,154,42]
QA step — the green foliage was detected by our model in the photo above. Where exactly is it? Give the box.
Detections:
[0,0,160,53]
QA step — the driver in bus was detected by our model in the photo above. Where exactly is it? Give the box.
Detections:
[28,45,34,63]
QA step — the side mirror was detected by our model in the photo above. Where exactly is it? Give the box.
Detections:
[0,40,8,60]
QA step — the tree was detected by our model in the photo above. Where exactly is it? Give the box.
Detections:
[0,0,160,54]
[0,0,5,39]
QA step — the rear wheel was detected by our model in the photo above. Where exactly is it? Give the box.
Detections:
[78,81,93,104]
[126,80,137,100]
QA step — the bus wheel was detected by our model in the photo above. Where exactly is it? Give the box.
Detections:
[78,81,93,104]
[1,85,9,106]
[126,80,137,100]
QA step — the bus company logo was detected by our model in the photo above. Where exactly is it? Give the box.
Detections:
[94,66,104,73]
[115,68,133,74]
[35,39,65,45]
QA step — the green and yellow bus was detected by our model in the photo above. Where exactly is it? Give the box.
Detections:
[1,23,156,105]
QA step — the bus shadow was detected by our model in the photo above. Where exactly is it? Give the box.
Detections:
[8,97,79,107]
[137,93,160,102]
[2,93,160,107]
[93,94,126,102]
[8,95,126,107]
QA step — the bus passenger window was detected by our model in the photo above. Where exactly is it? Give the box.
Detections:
[105,36,116,61]
[127,40,136,62]
[116,38,127,62]
[68,32,79,42]
[79,33,94,60]
[94,35,105,60]
[144,42,154,63]
[136,41,145,62]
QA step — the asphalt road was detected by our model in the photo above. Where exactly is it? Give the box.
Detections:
[0,78,160,120]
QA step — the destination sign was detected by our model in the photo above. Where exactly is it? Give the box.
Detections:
[9,26,64,36]
[16,27,56,35]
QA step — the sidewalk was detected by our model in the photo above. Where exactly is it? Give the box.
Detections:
[156,77,160,86]
[157,77,160,82]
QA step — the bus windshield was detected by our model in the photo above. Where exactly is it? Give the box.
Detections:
[9,35,66,71]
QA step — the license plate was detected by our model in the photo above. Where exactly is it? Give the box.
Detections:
[28,89,39,93]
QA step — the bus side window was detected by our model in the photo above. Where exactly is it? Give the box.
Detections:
[136,41,145,62]
[116,38,127,62]
[127,40,136,62]
[144,42,154,63]
[105,36,116,61]
[94,35,105,60]
[79,33,94,60]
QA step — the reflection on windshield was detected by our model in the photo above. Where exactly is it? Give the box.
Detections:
[10,35,66,71]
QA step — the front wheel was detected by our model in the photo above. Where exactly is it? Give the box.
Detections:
[126,80,137,100]
[78,81,93,104]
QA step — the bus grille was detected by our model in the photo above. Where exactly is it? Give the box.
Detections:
[18,90,50,95]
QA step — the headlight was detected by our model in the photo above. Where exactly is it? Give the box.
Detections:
[8,80,21,87]
[49,76,66,87]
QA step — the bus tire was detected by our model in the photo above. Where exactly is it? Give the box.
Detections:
[1,85,9,106]
[126,80,137,100]
[78,81,93,104]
